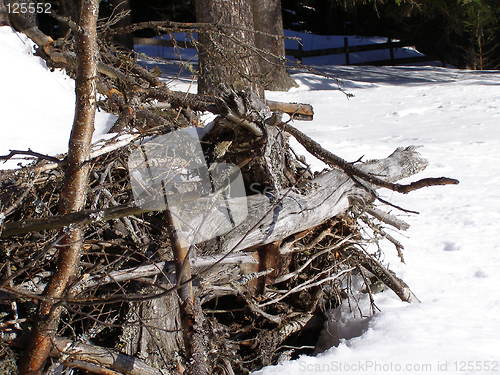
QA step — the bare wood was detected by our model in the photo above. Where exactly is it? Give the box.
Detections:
[0,133,141,180]
[1,204,148,238]
[225,110,264,136]
[146,98,313,121]
[20,2,100,374]
[16,254,257,294]
[350,250,420,303]
[163,208,209,374]
[8,334,167,375]
[77,254,257,291]
[266,100,313,121]
[51,337,166,375]
[361,204,410,231]
[3,148,428,254]
[217,146,429,254]
[63,360,122,375]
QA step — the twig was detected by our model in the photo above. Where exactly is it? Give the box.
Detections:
[0,149,62,164]
[273,235,353,284]
[278,121,459,194]
[259,268,355,307]
[363,204,410,231]
[346,245,419,303]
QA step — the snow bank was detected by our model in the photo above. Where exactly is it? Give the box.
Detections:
[260,65,500,374]
[0,27,116,169]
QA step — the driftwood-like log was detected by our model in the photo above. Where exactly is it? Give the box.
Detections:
[217,146,428,253]
[8,335,167,375]
[2,146,424,242]
[50,337,167,375]
[2,147,427,250]
[266,100,314,121]
[16,254,257,295]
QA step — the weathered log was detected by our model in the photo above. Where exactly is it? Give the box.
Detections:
[266,100,313,121]
[15,254,257,295]
[216,146,428,253]
[145,99,314,121]
[49,336,167,375]
[1,147,427,248]
[278,122,459,194]
[7,334,166,374]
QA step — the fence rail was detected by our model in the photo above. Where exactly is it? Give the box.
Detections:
[133,36,440,66]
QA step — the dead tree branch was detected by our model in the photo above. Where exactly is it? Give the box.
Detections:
[278,122,459,193]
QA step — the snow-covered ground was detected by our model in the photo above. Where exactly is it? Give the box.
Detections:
[0,27,115,169]
[2,25,500,374]
[258,67,500,374]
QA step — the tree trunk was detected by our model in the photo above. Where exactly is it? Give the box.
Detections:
[194,0,264,97]
[19,1,99,374]
[251,0,297,91]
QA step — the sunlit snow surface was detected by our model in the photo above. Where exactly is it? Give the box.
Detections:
[258,66,500,375]
[2,25,500,375]
[0,27,116,169]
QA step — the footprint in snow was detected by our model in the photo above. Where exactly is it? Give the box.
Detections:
[443,241,460,252]
[474,270,488,278]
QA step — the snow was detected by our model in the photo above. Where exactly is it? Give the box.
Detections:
[2,25,500,374]
[134,29,431,70]
[258,66,500,375]
[0,27,116,169]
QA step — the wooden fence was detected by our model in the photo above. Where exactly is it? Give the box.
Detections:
[133,36,440,66]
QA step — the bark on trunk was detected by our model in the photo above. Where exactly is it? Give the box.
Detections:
[251,0,297,91]
[194,0,264,97]
[19,1,99,374]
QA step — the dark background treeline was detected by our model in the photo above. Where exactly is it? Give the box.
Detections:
[39,0,500,69]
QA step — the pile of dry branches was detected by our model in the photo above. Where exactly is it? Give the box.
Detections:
[0,8,458,375]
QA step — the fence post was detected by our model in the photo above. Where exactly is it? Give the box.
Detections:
[298,39,303,64]
[388,37,395,65]
[344,37,350,65]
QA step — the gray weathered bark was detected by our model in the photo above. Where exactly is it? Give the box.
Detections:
[217,146,428,253]
[1,147,427,253]
[251,0,297,91]
[194,0,264,97]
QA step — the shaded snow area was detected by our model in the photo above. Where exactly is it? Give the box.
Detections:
[257,68,500,374]
[0,27,116,169]
[134,29,434,77]
[2,24,500,375]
